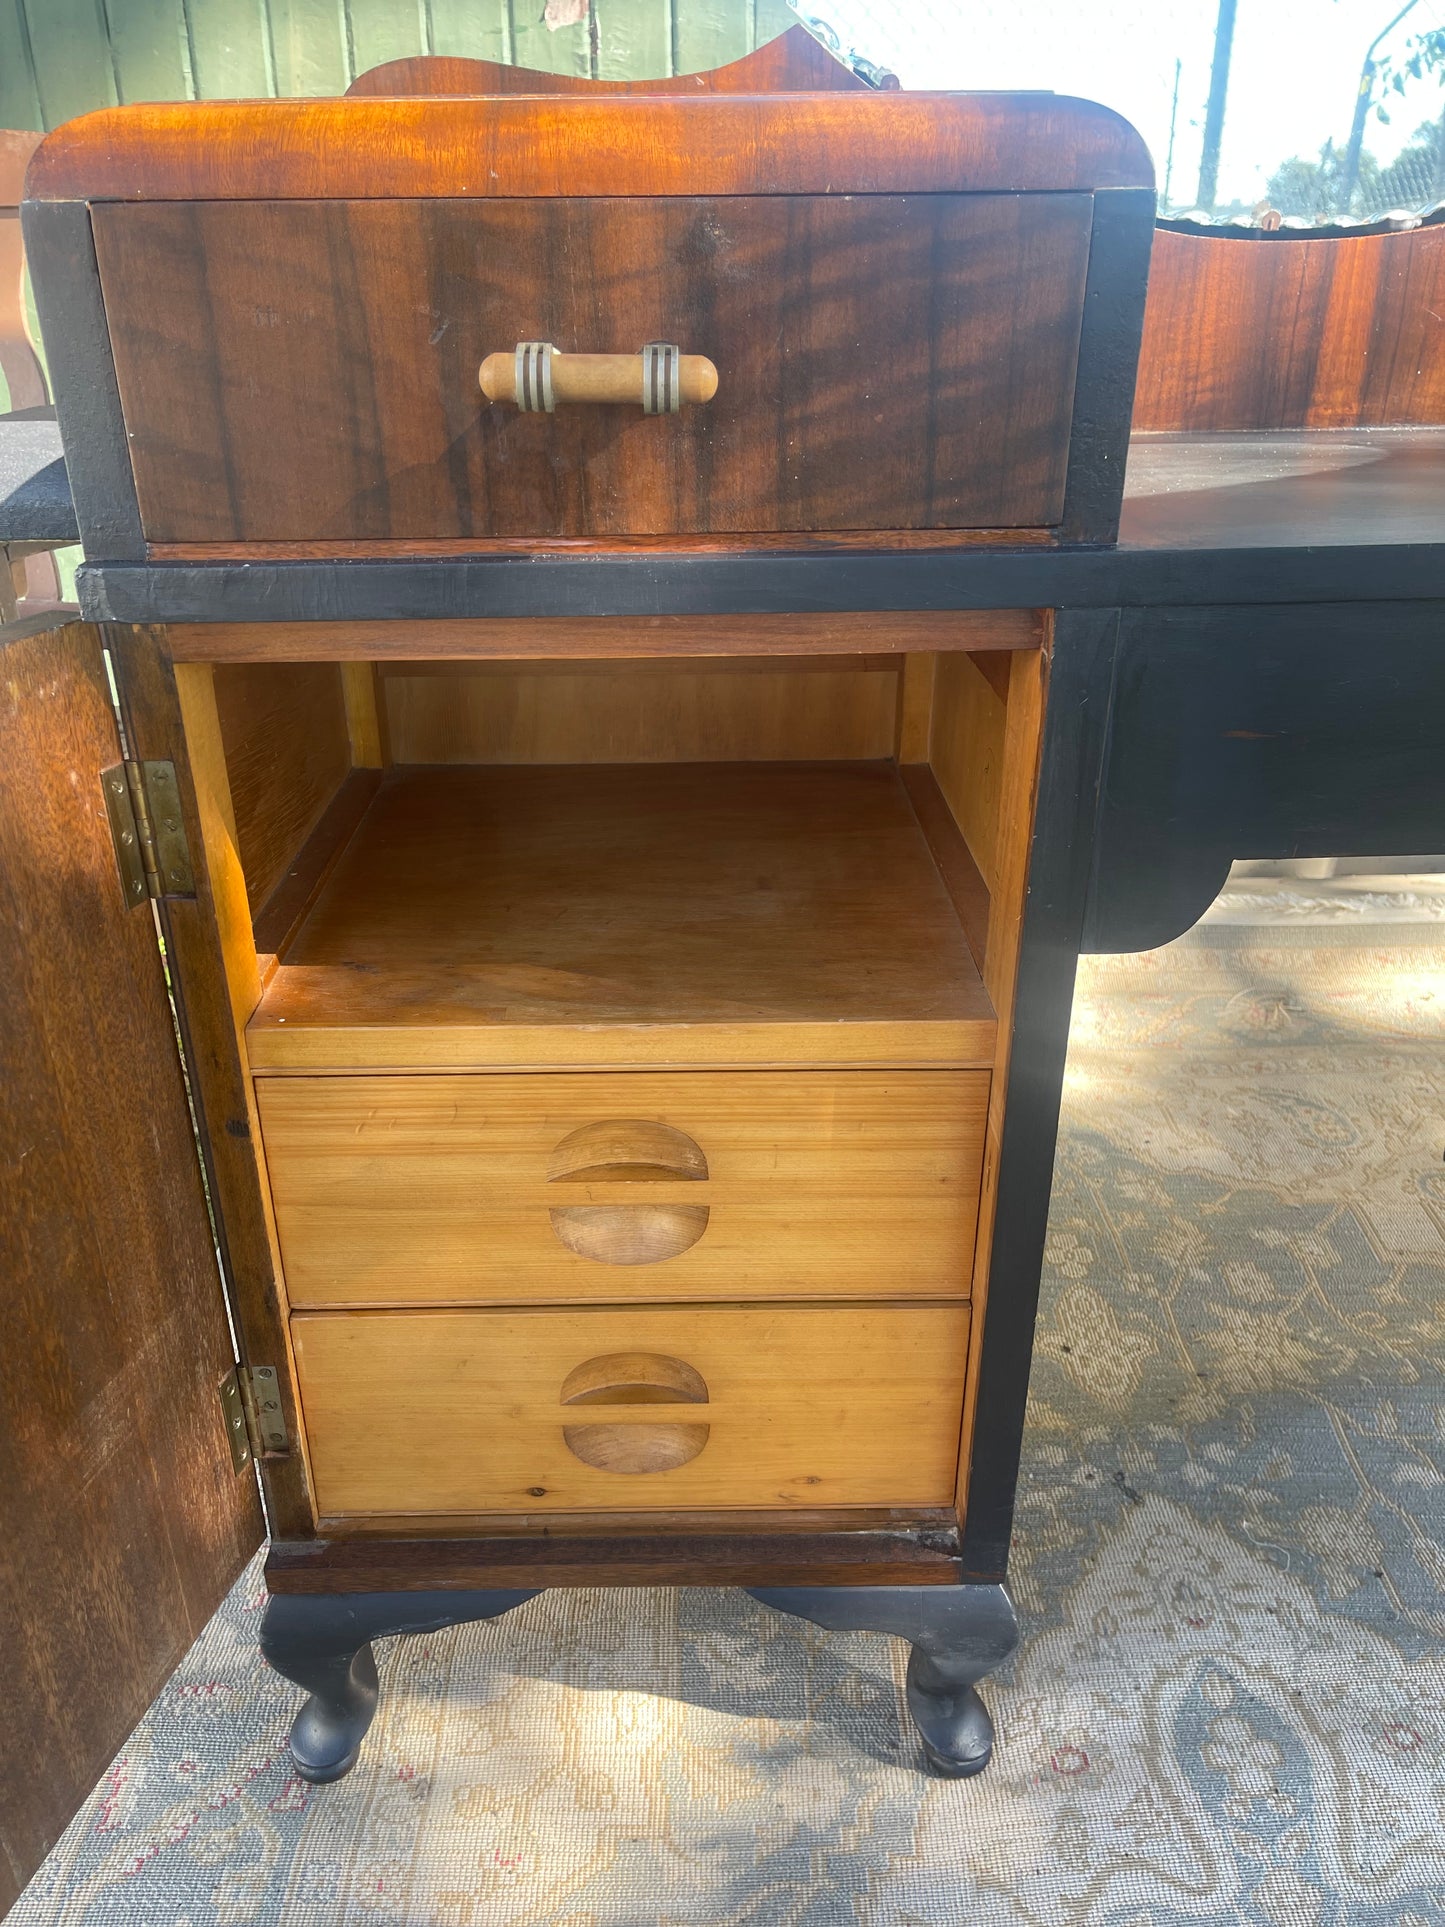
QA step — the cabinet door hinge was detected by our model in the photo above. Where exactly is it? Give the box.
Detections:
[219,1364,288,1472]
[101,760,195,907]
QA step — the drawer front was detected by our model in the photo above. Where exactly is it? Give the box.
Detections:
[92,194,1092,542]
[292,1302,968,1514]
[257,1070,987,1308]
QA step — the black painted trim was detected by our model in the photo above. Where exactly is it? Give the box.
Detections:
[77,543,1445,624]
[1060,188,1156,544]
[1083,600,1445,953]
[20,201,144,563]
[958,608,1121,1581]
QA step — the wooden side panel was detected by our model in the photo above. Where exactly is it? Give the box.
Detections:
[959,642,1047,1509]
[928,651,1010,891]
[212,662,351,913]
[0,618,261,1912]
[1134,227,1445,431]
[292,1302,969,1514]
[108,630,315,1538]
[381,657,900,764]
[255,1069,987,1306]
[91,194,1093,542]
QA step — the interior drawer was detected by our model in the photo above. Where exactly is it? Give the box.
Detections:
[91,194,1093,542]
[257,1069,987,1308]
[292,1302,968,1515]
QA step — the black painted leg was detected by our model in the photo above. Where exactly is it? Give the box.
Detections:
[259,1588,541,1783]
[746,1583,1019,1778]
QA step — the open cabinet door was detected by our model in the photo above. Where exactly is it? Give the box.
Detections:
[0,617,264,1914]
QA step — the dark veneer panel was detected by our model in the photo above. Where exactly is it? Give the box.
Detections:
[92,194,1091,544]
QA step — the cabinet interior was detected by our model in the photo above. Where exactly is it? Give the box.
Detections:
[171,621,1048,1526]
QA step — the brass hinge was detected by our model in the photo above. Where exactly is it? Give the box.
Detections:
[218,1364,288,1473]
[101,760,195,908]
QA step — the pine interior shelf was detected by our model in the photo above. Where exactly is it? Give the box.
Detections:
[245,760,996,1073]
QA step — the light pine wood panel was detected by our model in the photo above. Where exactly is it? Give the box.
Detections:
[929,651,1009,893]
[959,640,1048,1510]
[245,763,995,1072]
[291,1302,969,1513]
[894,654,938,764]
[212,661,351,913]
[256,1069,987,1306]
[161,610,1043,664]
[382,658,899,764]
[340,662,387,769]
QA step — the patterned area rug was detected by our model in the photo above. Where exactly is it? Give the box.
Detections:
[12,904,1445,1926]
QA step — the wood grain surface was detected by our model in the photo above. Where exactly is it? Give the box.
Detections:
[92,194,1092,541]
[380,656,901,764]
[0,617,260,1910]
[28,93,1153,202]
[255,1069,986,1306]
[265,1514,964,1591]
[291,1302,969,1514]
[212,662,351,912]
[244,762,995,1072]
[161,610,1042,664]
[1134,226,1445,431]
[344,27,869,100]
[108,630,315,1535]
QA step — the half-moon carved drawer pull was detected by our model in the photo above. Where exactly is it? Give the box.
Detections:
[561,1350,710,1473]
[547,1119,709,1265]
[479,341,719,413]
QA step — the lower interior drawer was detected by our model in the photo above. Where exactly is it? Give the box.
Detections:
[292,1303,968,1515]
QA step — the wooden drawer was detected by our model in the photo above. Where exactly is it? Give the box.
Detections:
[257,1070,987,1308]
[291,1302,968,1515]
[91,194,1092,543]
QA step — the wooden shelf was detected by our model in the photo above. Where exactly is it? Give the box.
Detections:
[245,761,995,1072]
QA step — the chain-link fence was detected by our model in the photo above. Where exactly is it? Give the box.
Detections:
[798,0,1445,224]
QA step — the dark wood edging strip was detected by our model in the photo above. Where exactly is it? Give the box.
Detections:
[78,544,1445,626]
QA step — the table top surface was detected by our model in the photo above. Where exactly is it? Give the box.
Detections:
[5,417,1444,608]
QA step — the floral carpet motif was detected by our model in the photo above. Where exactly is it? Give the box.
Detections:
[11,909,1445,1926]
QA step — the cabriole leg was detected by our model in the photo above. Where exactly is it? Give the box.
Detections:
[259,1587,541,1782]
[746,1583,1019,1777]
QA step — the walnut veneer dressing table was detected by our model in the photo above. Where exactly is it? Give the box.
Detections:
[17,28,1358,1789]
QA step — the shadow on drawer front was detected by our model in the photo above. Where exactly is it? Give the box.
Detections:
[291,1303,969,1514]
[92,195,1092,542]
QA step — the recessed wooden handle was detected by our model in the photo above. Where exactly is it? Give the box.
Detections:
[548,1119,710,1264]
[479,341,718,413]
[561,1350,710,1473]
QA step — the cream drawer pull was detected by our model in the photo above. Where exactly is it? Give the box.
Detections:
[479,341,719,413]
[561,1350,710,1473]
[547,1118,709,1265]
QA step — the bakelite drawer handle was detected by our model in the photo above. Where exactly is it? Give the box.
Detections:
[547,1119,709,1265]
[560,1350,711,1474]
[479,341,719,414]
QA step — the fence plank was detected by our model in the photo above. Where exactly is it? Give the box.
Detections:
[266,0,349,95]
[595,0,672,80]
[109,0,194,104]
[428,0,511,62]
[507,0,591,78]
[0,0,45,129]
[186,0,274,96]
[19,0,117,128]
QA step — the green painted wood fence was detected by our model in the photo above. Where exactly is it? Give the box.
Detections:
[2,0,799,130]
